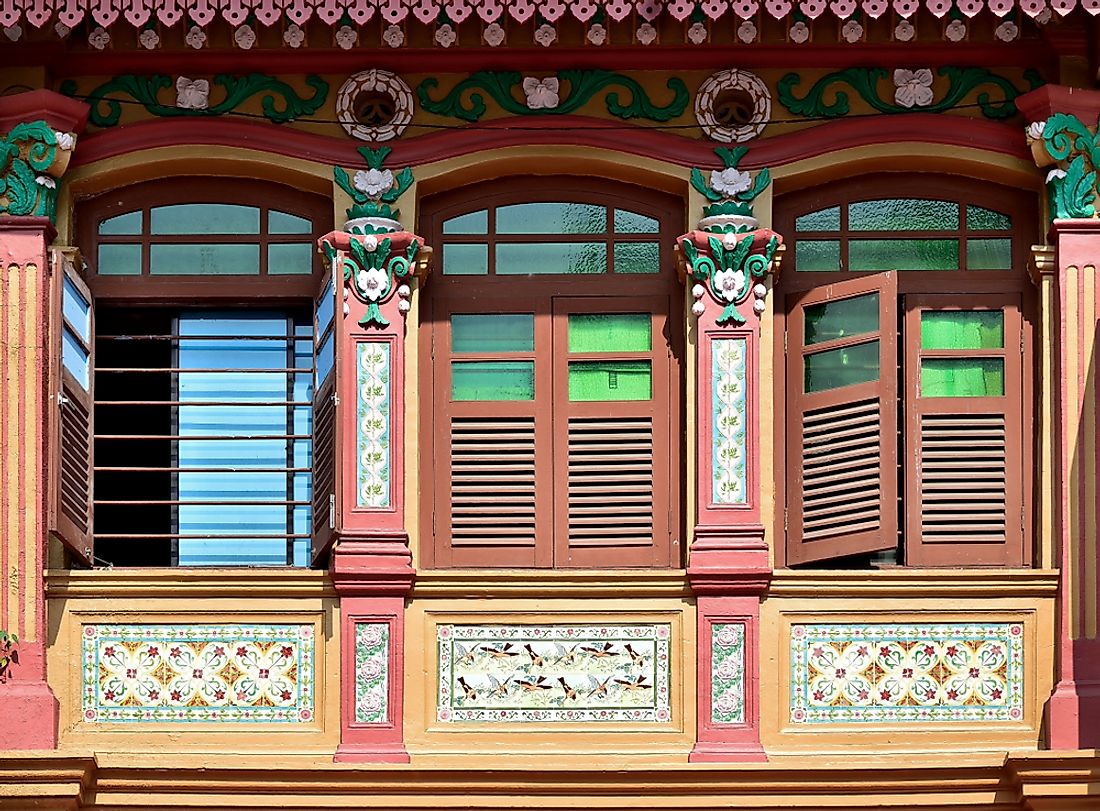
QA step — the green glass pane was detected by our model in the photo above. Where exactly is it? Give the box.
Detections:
[568,360,652,401]
[849,239,959,271]
[967,238,1012,270]
[99,211,143,235]
[568,313,651,353]
[150,204,260,235]
[442,243,489,275]
[442,210,488,234]
[795,206,841,231]
[795,240,841,272]
[921,311,1004,350]
[451,314,534,353]
[849,199,959,231]
[614,242,660,274]
[97,243,142,275]
[804,340,880,393]
[496,243,606,275]
[496,203,606,234]
[150,244,260,275]
[920,358,1005,397]
[268,243,314,275]
[966,205,1012,231]
[614,209,659,233]
[451,361,534,401]
[268,210,312,234]
[804,293,878,346]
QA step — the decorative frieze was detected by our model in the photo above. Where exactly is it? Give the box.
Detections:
[790,622,1024,724]
[711,339,748,506]
[436,624,671,723]
[0,121,76,220]
[81,624,315,723]
[710,623,746,725]
[356,342,391,509]
[354,623,390,724]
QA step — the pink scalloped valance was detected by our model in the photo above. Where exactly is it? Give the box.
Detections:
[1,0,1097,30]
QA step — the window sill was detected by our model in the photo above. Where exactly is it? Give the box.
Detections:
[411,568,691,599]
[768,567,1058,599]
[44,567,335,599]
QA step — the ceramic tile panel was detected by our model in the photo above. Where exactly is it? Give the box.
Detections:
[711,337,747,505]
[354,622,390,724]
[711,622,745,724]
[356,341,391,508]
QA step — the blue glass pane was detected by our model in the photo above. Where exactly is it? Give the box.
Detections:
[315,333,334,384]
[61,328,89,389]
[62,275,90,342]
[316,276,335,336]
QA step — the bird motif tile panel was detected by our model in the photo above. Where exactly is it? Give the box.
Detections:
[437,624,672,723]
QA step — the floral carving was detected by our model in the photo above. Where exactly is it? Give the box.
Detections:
[355,623,390,723]
[1029,113,1100,220]
[694,69,771,143]
[335,24,358,49]
[356,343,391,507]
[283,23,306,47]
[87,26,110,49]
[587,23,607,44]
[893,68,934,108]
[383,24,405,47]
[326,231,420,328]
[234,24,256,49]
[534,22,557,46]
[711,623,745,723]
[175,77,209,110]
[185,26,207,49]
[332,145,414,229]
[138,28,159,49]
[523,77,560,109]
[483,22,506,46]
[0,121,76,221]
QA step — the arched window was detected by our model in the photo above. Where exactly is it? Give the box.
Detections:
[773,175,1037,568]
[419,178,684,569]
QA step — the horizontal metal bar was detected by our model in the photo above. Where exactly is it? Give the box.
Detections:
[95,400,313,407]
[94,466,311,473]
[95,434,311,440]
[96,368,312,374]
[94,500,311,506]
[97,335,302,342]
[94,533,310,540]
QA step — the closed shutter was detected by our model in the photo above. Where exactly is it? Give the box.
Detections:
[903,294,1024,566]
[311,269,340,562]
[49,251,94,566]
[785,272,898,565]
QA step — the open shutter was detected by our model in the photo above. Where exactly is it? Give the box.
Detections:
[785,272,898,565]
[903,294,1024,566]
[311,268,340,562]
[49,251,94,566]
[552,297,675,568]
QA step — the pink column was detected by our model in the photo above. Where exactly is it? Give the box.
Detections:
[0,90,86,750]
[319,229,429,762]
[679,225,781,762]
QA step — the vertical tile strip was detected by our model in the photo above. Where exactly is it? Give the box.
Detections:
[356,342,391,508]
[710,623,745,724]
[711,337,747,505]
[353,622,390,724]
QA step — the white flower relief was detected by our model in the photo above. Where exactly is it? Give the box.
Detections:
[54,22,71,38]
[523,77,560,110]
[994,20,1019,41]
[534,23,557,47]
[894,19,915,41]
[35,175,56,189]
[234,24,256,50]
[712,268,747,303]
[357,267,389,302]
[435,23,457,47]
[54,131,75,150]
[710,167,752,197]
[283,23,306,48]
[1047,168,1068,183]
[334,25,357,49]
[185,26,207,49]
[483,22,505,47]
[945,19,967,41]
[789,21,810,43]
[3,25,23,42]
[841,19,863,42]
[1035,6,1052,24]
[175,77,210,111]
[893,69,934,109]
[737,20,757,43]
[363,235,379,251]
[586,23,607,45]
[383,24,405,48]
[687,22,707,44]
[353,168,395,198]
[1027,119,1047,143]
[636,23,657,45]
[87,26,110,50]
[138,28,159,49]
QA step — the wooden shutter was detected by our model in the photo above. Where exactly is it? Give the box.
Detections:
[552,297,675,568]
[785,272,898,565]
[49,251,94,566]
[311,268,340,562]
[903,294,1024,566]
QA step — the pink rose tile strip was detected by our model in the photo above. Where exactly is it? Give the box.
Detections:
[711,622,745,724]
[354,622,390,724]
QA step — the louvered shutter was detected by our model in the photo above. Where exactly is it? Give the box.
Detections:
[903,295,1024,566]
[311,268,340,562]
[49,251,94,566]
[785,272,898,565]
[553,297,675,568]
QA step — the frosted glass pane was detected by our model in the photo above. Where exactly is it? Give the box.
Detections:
[97,244,142,275]
[568,361,651,401]
[804,293,878,346]
[795,206,841,231]
[150,243,260,274]
[921,358,1005,397]
[150,203,260,234]
[568,313,651,352]
[442,243,489,275]
[804,340,879,393]
[496,243,606,275]
[614,209,659,233]
[443,210,488,234]
[269,210,312,234]
[451,361,535,401]
[967,238,1012,270]
[849,239,959,271]
[614,242,660,274]
[921,311,1004,349]
[497,203,605,234]
[99,211,142,235]
[268,243,314,275]
[795,240,841,272]
[967,205,1012,230]
[849,199,959,230]
[451,314,534,353]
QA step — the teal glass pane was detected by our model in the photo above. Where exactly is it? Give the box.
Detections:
[614,209,659,233]
[61,328,89,389]
[150,244,260,275]
[62,275,90,342]
[98,210,143,235]
[268,243,314,275]
[921,358,1005,397]
[921,310,1004,349]
[795,206,841,231]
[804,340,880,393]
[97,244,142,275]
[451,361,535,401]
[804,293,879,346]
[967,238,1012,270]
[568,313,651,353]
[849,199,959,231]
[268,210,312,234]
[442,243,489,275]
[614,242,660,274]
[849,239,959,271]
[150,204,260,235]
[568,360,651,401]
[451,314,534,353]
[442,210,489,234]
[966,205,1012,231]
[496,203,606,234]
[496,243,606,275]
[795,240,841,272]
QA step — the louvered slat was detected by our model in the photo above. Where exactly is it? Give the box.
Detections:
[311,378,336,535]
[451,417,537,547]
[919,413,1006,544]
[567,417,653,548]
[59,389,91,534]
[801,398,881,541]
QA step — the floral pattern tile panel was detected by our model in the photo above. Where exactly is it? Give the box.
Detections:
[711,337,747,505]
[790,622,1024,724]
[356,340,391,508]
[710,623,745,725]
[354,622,390,724]
[82,624,314,723]
[437,624,671,723]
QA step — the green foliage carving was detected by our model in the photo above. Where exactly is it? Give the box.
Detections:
[416,70,690,123]
[60,74,329,128]
[339,234,420,329]
[333,146,415,227]
[682,232,780,326]
[1042,114,1100,220]
[688,146,771,225]
[776,67,1044,121]
[0,121,63,220]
